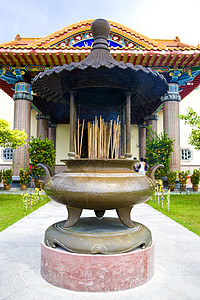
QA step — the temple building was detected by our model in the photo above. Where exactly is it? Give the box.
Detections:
[0,19,200,175]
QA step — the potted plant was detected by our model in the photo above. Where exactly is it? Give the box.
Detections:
[19,168,30,191]
[190,169,200,191]
[0,169,2,184]
[2,168,13,190]
[28,137,55,187]
[167,170,177,191]
[178,170,190,191]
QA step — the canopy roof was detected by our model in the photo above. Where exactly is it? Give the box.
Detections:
[32,19,168,124]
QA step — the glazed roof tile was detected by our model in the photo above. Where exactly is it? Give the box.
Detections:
[1,19,198,51]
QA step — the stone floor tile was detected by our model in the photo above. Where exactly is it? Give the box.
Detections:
[0,241,20,252]
[0,259,34,276]
[6,286,87,300]
[21,267,48,288]
[1,227,39,237]
[162,233,200,242]
[156,258,200,275]
[0,252,7,262]
[177,240,200,251]
[4,246,40,259]
[185,251,200,263]
[154,241,189,259]
[165,275,200,300]
[128,286,186,300]
[0,275,28,300]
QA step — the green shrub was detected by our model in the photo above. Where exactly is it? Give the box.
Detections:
[28,136,55,178]
[145,126,174,179]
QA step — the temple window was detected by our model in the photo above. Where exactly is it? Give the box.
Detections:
[180,149,192,161]
[2,148,13,160]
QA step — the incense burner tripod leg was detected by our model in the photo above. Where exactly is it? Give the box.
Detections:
[63,206,83,228]
[116,206,135,227]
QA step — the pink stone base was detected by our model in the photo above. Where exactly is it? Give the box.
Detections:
[41,241,154,292]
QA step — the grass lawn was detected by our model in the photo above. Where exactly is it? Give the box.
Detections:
[1,193,200,236]
[147,193,200,236]
[0,193,50,232]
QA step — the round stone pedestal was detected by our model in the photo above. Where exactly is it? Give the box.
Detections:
[41,241,154,292]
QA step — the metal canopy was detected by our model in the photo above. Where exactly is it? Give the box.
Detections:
[32,19,168,124]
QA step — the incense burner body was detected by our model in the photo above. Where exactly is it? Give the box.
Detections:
[42,159,158,210]
[39,159,162,228]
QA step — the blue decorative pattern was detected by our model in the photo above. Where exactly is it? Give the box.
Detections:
[70,38,123,48]
[15,82,31,94]
[168,83,179,94]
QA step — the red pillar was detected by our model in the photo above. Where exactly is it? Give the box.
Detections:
[36,113,50,140]
[48,123,57,150]
[161,83,181,171]
[144,114,159,138]
[12,82,32,176]
[138,124,146,159]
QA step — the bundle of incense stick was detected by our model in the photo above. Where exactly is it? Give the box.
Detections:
[88,116,121,159]
[74,119,85,157]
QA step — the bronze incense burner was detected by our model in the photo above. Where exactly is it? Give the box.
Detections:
[38,160,163,254]
[39,160,161,228]
[32,18,167,254]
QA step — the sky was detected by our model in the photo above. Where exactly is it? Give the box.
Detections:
[0,0,200,46]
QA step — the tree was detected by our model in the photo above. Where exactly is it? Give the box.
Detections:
[179,107,200,151]
[145,126,174,179]
[0,119,27,149]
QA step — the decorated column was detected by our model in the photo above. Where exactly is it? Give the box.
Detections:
[48,123,57,149]
[36,113,50,140]
[161,83,181,171]
[144,114,159,138]
[13,82,33,176]
[138,124,146,159]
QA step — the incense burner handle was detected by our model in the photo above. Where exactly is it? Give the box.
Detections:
[147,164,164,186]
[37,163,54,186]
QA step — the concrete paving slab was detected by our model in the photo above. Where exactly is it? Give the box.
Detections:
[156,258,200,275]
[154,242,189,259]
[165,275,200,300]
[0,201,200,300]
[0,252,7,262]
[0,259,32,276]
[0,275,28,299]
[185,251,200,263]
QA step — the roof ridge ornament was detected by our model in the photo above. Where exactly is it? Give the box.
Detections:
[91,19,110,51]
[80,18,124,67]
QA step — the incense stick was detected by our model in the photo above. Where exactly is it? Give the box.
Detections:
[107,120,113,158]
[79,119,85,158]
[77,118,79,156]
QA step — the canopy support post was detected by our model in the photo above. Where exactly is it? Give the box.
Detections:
[126,91,131,155]
[70,90,75,152]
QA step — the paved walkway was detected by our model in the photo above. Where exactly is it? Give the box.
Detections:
[0,200,200,300]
